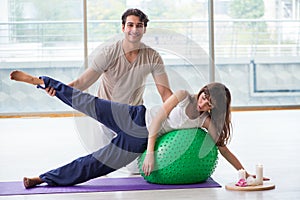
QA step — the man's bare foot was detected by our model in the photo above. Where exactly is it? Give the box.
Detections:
[23,177,43,189]
[10,70,44,85]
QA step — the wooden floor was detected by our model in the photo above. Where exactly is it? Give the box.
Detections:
[1,110,300,199]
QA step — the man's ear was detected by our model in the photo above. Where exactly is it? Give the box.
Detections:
[122,24,125,32]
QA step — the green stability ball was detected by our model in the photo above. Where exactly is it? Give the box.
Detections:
[138,128,218,184]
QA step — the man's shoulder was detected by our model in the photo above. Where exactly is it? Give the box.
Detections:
[140,42,160,56]
[100,40,122,55]
[105,40,122,49]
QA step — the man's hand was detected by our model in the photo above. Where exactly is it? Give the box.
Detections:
[45,87,56,96]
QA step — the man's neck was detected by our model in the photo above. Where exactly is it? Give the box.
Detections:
[122,40,141,54]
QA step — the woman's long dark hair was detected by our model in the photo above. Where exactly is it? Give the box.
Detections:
[197,82,232,146]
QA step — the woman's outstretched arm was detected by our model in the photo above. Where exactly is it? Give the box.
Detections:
[202,118,248,173]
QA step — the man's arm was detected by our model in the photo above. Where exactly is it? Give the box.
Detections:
[45,67,101,96]
[153,73,173,102]
[69,67,101,91]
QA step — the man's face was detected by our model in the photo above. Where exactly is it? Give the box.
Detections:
[122,15,146,43]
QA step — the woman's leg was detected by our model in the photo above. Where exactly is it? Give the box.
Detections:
[10,71,141,135]
[10,70,43,85]
[40,75,148,137]
[38,104,148,187]
[38,132,147,187]
[12,71,149,187]
[23,104,148,188]
[10,71,116,128]
[23,177,43,189]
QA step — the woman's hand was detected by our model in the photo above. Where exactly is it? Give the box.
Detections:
[250,174,270,181]
[142,152,155,176]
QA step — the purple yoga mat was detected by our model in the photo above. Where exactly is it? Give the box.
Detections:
[0,177,221,196]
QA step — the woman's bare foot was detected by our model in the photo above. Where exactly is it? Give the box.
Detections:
[10,70,44,85]
[23,177,44,189]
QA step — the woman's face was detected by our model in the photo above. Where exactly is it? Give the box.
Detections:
[197,92,213,112]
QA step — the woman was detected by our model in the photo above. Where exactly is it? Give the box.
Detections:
[10,70,252,188]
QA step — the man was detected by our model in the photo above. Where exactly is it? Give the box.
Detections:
[46,8,173,174]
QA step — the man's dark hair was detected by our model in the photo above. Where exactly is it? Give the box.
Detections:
[121,8,149,27]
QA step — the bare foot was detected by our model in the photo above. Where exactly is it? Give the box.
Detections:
[23,177,43,189]
[10,70,44,85]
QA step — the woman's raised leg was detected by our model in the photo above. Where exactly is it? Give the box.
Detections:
[10,70,130,133]
[10,70,44,85]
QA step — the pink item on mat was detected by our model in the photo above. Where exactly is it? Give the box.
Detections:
[235,178,247,187]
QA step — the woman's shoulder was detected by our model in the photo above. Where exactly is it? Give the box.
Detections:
[174,90,189,98]
[173,90,192,105]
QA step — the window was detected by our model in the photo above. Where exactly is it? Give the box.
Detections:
[0,0,299,115]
